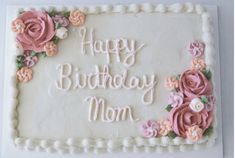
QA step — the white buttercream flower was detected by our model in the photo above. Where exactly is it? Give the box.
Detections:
[189,98,204,112]
[56,27,68,39]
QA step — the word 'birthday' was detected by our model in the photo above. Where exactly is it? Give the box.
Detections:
[79,27,145,67]
[55,63,158,105]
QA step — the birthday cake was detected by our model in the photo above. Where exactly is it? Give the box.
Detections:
[8,3,217,154]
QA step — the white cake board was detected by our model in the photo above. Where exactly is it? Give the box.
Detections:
[1,4,223,158]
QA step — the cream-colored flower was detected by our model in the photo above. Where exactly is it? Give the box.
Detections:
[69,10,86,26]
[189,98,204,112]
[16,67,33,83]
[56,27,68,39]
[44,41,58,57]
[191,58,206,70]
[11,19,25,34]
[164,76,179,90]
[186,125,203,142]
[158,119,172,136]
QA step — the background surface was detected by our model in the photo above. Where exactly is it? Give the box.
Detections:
[0,0,233,158]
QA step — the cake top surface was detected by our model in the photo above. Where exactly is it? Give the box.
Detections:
[7,3,217,154]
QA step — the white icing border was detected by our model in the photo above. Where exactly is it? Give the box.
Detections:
[9,3,217,154]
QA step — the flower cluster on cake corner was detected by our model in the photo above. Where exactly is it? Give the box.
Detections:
[11,9,86,83]
[140,41,215,142]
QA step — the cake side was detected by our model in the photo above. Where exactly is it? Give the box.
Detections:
[8,3,217,154]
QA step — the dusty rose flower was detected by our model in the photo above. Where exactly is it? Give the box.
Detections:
[168,92,184,108]
[179,69,213,100]
[186,125,203,142]
[188,41,205,57]
[44,41,58,56]
[191,58,206,70]
[69,10,85,26]
[52,15,70,27]
[11,19,25,34]
[17,67,33,83]
[164,76,179,90]
[205,95,216,112]
[141,120,159,138]
[23,51,39,68]
[169,102,213,138]
[158,119,172,136]
[16,11,55,52]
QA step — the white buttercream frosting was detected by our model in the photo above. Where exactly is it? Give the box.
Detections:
[9,3,217,154]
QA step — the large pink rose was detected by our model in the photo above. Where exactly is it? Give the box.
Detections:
[16,11,55,52]
[179,69,212,99]
[169,102,213,138]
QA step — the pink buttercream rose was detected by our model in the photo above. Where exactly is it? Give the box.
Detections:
[179,69,213,100]
[169,102,213,138]
[16,11,55,52]
[168,92,184,108]
[140,120,159,138]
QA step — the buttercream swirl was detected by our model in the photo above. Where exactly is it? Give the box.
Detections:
[69,10,86,26]
[157,119,172,136]
[164,76,179,91]
[191,58,206,70]
[167,92,184,108]
[186,125,203,141]
[16,67,33,83]
[141,120,159,138]
[188,41,205,57]
[11,19,25,34]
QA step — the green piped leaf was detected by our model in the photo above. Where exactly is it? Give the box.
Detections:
[56,23,62,29]
[48,9,56,17]
[17,62,25,69]
[176,74,181,80]
[52,36,60,44]
[19,11,25,14]
[16,55,25,62]
[202,69,212,80]
[167,131,177,139]
[40,52,47,57]
[31,51,38,57]
[203,126,213,137]
[63,11,70,18]
[165,104,173,112]
[201,95,209,104]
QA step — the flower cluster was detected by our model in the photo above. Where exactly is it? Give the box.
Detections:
[141,41,215,142]
[140,119,172,138]
[11,9,86,83]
